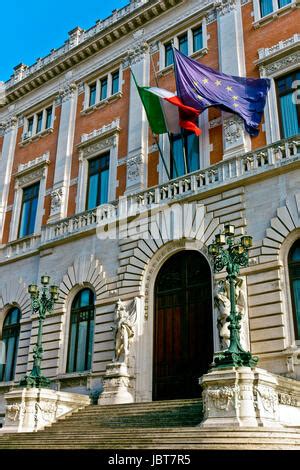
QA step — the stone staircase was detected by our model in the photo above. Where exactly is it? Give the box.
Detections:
[0,398,300,449]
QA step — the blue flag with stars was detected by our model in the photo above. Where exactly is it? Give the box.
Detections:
[173,48,270,137]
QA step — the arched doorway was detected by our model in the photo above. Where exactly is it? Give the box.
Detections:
[153,250,213,400]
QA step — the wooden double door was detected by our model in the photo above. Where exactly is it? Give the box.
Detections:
[153,251,213,401]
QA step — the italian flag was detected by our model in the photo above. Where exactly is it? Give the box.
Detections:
[137,86,201,136]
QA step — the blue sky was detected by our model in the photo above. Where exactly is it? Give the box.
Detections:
[0,0,128,82]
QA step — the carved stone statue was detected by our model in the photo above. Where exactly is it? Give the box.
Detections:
[214,277,247,350]
[112,299,137,363]
[214,280,231,350]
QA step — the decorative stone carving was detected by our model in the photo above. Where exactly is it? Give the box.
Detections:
[112,298,137,363]
[261,52,300,77]
[123,30,149,68]
[6,403,26,422]
[80,119,120,144]
[98,362,134,405]
[224,117,243,145]
[255,385,279,415]
[68,26,84,48]
[278,392,298,407]
[127,155,143,181]
[15,167,46,189]
[215,0,238,16]
[214,277,248,351]
[1,117,18,134]
[59,82,77,102]
[50,188,64,213]
[18,152,50,174]
[206,385,239,411]
[80,136,117,159]
[209,117,222,128]
[214,280,231,350]
[258,34,300,60]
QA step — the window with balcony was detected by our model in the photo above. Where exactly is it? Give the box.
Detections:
[23,105,54,140]
[85,69,121,110]
[86,153,110,210]
[289,239,300,340]
[67,289,95,373]
[0,307,21,383]
[170,131,200,178]
[277,70,300,138]
[18,182,40,238]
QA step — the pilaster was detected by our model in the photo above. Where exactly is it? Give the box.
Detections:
[48,81,77,222]
[0,117,18,243]
[217,0,251,158]
[124,31,150,194]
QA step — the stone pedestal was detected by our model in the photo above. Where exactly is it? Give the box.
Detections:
[98,362,134,405]
[0,387,90,433]
[200,366,300,429]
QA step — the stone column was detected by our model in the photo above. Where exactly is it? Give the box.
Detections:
[0,116,18,243]
[124,31,150,194]
[217,0,251,158]
[48,81,78,222]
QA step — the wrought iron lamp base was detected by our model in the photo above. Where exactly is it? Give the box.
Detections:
[212,350,259,369]
[19,373,51,388]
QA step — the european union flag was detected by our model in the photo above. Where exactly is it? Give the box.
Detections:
[173,48,271,137]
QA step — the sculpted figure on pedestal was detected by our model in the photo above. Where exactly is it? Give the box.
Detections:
[112,298,137,363]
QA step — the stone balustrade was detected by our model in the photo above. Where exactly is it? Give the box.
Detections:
[0,136,298,255]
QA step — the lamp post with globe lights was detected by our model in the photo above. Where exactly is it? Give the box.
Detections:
[20,275,59,388]
[208,224,259,369]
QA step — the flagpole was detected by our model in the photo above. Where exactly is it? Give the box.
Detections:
[130,67,171,181]
[149,53,179,179]
[171,45,189,175]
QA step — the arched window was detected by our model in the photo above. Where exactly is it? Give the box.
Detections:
[0,307,21,382]
[289,240,300,340]
[67,288,95,373]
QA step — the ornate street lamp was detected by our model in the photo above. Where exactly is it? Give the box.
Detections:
[20,276,59,388]
[208,224,258,369]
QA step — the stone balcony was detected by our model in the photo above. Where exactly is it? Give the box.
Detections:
[0,136,299,262]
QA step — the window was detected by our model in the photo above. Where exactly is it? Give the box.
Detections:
[111,71,119,95]
[259,0,273,16]
[85,69,121,110]
[100,77,108,101]
[18,182,40,238]
[89,82,97,107]
[170,131,200,178]
[0,308,20,382]
[277,71,300,138]
[27,117,34,135]
[67,289,95,373]
[278,0,291,6]
[45,107,53,129]
[192,26,203,53]
[178,33,188,56]
[165,42,173,67]
[289,240,300,340]
[86,153,110,210]
[36,111,43,134]
[24,105,54,140]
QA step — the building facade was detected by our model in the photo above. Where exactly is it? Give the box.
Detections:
[0,0,299,422]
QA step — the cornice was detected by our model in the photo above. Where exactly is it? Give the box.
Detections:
[2,0,184,106]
